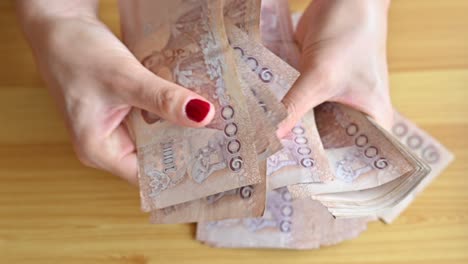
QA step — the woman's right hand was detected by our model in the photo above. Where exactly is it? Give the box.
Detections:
[277,0,393,138]
[16,0,214,184]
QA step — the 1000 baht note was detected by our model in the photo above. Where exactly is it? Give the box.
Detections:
[289,103,429,197]
[197,187,371,249]
[150,161,266,224]
[225,6,290,128]
[225,18,300,102]
[313,140,430,219]
[224,0,262,41]
[224,18,333,188]
[260,0,301,68]
[377,112,454,222]
[267,109,333,189]
[120,0,261,211]
[223,1,287,159]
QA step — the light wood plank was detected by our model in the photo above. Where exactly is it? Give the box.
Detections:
[1,0,468,87]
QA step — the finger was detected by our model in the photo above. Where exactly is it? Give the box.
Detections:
[104,124,138,185]
[359,99,394,131]
[75,123,139,186]
[120,69,215,128]
[294,0,329,47]
[276,69,331,138]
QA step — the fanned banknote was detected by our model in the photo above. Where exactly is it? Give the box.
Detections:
[120,0,261,211]
[289,103,430,197]
[150,161,266,224]
[226,22,284,160]
[118,0,453,236]
[309,113,436,219]
[222,1,286,159]
[236,69,283,160]
[147,3,304,222]
[197,187,371,249]
[224,0,262,41]
[196,1,367,248]
[378,112,454,222]
[267,108,333,189]
[224,0,290,130]
[146,1,288,223]
[226,17,334,188]
[226,21,288,129]
[260,0,301,68]
[225,21,300,101]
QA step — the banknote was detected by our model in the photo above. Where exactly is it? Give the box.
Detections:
[148,60,280,222]
[267,108,333,189]
[150,161,266,224]
[299,109,431,218]
[224,0,262,41]
[377,112,454,222]
[120,0,261,211]
[225,21,300,101]
[260,0,301,68]
[226,22,284,159]
[225,19,294,124]
[224,0,288,127]
[230,1,348,190]
[197,187,371,249]
[236,69,283,160]
[223,0,286,159]
[314,161,429,218]
[225,15,333,187]
[289,103,430,197]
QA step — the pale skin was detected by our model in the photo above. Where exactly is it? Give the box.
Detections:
[16,0,392,185]
[278,0,393,137]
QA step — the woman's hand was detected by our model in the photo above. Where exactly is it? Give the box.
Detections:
[278,0,393,137]
[16,0,214,184]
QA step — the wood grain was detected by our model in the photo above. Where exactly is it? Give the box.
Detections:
[0,0,467,263]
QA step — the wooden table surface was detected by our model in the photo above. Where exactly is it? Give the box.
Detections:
[1,0,467,263]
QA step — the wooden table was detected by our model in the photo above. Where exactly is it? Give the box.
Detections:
[1,1,467,263]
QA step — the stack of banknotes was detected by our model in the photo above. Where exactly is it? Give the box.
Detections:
[119,0,454,249]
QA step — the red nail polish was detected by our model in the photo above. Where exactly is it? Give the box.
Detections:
[185,99,210,122]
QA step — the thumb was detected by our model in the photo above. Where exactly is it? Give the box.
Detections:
[122,68,215,128]
[277,70,331,138]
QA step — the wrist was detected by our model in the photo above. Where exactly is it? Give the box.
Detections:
[16,0,99,38]
[335,0,390,34]
[318,0,390,20]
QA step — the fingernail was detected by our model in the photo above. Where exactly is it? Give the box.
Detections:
[185,99,211,122]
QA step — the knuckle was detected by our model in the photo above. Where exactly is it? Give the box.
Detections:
[282,96,299,121]
[360,72,380,92]
[360,69,389,95]
[370,88,391,110]
[76,152,94,168]
[151,86,177,114]
[72,135,98,169]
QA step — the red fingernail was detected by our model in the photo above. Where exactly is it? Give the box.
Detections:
[185,99,210,122]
